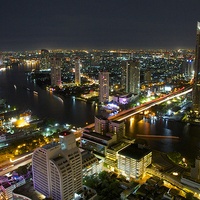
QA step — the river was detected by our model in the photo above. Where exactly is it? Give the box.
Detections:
[1,64,200,161]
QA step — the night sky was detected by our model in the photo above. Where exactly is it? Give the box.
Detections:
[0,0,200,51]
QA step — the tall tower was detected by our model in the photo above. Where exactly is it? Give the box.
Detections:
[121,60,140,94]
[32,131,82,200]
[0,52,3,66]
[99,72,109,103]
[50,57,62,87]
[193,22,200,114]
[75,57,81,85]
[40,49,50,70]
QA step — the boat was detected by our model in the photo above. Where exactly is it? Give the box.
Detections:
[33,91,38,95]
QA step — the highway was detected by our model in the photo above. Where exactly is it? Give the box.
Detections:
[86,86,192,128]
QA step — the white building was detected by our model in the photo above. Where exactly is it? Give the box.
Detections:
[118,143,152,179]
[32,131,82,200]
[99,72,109,103]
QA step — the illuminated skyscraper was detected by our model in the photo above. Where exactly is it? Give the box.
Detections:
[50,57,62,87]
[75,57,81,85]
[0,52,3,66]
[193,22,200,114]
[40,49,50,70]
[121,60,140,95]
[32,131,82,200]
[99,72,109,103]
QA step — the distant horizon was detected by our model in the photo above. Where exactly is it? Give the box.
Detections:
[0,46,196,53]
[1,0,199,53]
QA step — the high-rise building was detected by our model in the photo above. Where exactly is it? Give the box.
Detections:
[75,57,81,85]
[32,131,82,200]
[193,22,200,114]
[99,72,109,103]
[40,49,50,70]
[0,52,3,67]
[121,60,140,95]
[182,59,194,81]
[50,57,62,87]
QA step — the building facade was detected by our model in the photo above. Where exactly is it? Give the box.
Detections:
[50,57,62,87]
[32,131,82,200]
[121,60,140,95]
[40,49,50,70]
[117,144,152,179]
[99,72,109,103]
[75,57,81,85]
[193,22,200,114]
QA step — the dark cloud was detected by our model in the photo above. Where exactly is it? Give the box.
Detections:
[0,0,199,51]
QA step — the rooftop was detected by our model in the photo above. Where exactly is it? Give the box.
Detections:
[83,131,112,141]
[13,180,45,200]
[42,141,60,150]
[118,143,151,160]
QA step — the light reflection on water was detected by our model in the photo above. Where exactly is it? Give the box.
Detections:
[1,64,200,161]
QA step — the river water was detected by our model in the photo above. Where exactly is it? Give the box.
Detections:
[1,64,200,161]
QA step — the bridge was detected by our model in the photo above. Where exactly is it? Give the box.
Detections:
[85,86,193,130]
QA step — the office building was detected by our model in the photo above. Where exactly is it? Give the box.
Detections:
[121,60,140,95]
[193,22,200,114]
[75,57,81,85]
[99,72,109,103]
[32,131,82,200]
[50,57,62,87]
[40,49,50,70]
[118,143,152,179]
[182,59,194,81]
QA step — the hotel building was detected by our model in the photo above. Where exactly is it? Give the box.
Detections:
[32,131,82,200]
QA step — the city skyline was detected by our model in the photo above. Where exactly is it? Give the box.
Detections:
[0,0,200,51]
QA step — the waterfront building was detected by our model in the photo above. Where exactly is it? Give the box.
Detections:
[94,115,109,135]
[117,143,152,179]
[121,60,140,95]
[50,57,62,87]
[109,120,125,141]
[99,72,109,103]
[40,49,50,70]
[75,57,81,85]
[193,22,200,114]
[32,131,82,200]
